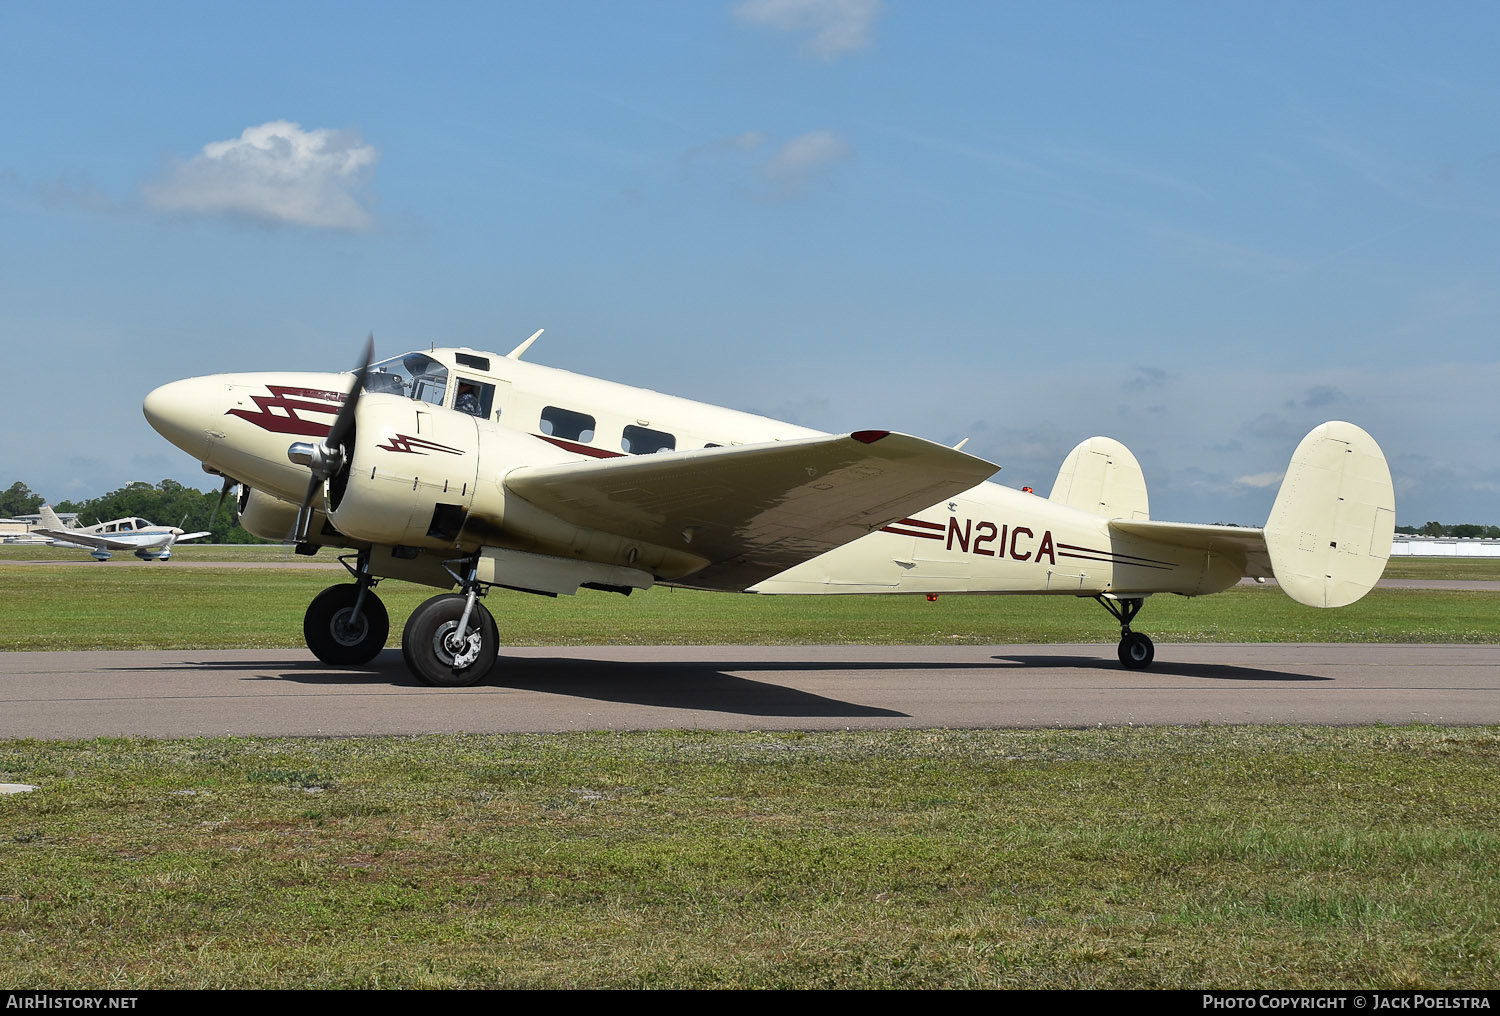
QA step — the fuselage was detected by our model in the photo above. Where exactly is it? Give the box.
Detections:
[143,346,1243,598]
[49,518,192,560]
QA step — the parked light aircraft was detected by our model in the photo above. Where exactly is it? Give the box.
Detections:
[142,333,1395,686]
[31,505,211,561]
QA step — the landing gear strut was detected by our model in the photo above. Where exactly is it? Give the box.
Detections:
[1095,594,1154,670]
[401,556,498,687]
[303,550,388,665]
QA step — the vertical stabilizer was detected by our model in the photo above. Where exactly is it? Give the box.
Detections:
[38,505,68,531]
[1049,436,1150,520]
[1263,421,1395,607]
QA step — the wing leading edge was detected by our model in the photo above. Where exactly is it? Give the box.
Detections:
[504,431,1000,590]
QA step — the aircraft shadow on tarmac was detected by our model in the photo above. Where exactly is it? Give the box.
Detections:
[990,654,1331,682]
[103,648,1330,719]
[109,652,941,718]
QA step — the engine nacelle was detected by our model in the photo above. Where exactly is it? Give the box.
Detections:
[238,485,303,542]
[325,394,709,578]
[324,394,483,549]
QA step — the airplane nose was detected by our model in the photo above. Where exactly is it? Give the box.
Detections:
[143,379,216,460]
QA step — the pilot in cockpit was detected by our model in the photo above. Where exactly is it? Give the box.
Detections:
[455,382,481,416]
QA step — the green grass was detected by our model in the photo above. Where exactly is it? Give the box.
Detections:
[1,563,1498,651]
[4,564,1499,650]
[1,726,1496,989]
[1380,557,1500,580]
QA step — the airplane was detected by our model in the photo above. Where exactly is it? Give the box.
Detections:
[141,332,1395,686]
[30,504,212,561]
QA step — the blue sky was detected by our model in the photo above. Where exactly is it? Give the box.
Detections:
[2,1,1496,525]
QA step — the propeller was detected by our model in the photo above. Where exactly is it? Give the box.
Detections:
[286,334,375,542]
[207,475,237,532]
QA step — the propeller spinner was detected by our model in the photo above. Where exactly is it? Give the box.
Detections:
[286,334,375,542]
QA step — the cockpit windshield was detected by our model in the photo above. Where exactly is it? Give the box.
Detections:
[364,352,450,406]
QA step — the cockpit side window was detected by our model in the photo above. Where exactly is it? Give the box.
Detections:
[453,378,496,418]
[540,406,595,442]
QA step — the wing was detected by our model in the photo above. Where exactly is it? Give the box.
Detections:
[31,528,136,552]
[504,430,999,590]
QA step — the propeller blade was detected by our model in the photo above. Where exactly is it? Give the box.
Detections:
[291,474,322,543]
[208,476,235,531]
[326,333,374,453]
[287,334,375,544]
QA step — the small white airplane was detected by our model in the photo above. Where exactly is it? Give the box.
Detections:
[31,505,211,561]
[142,332,1395,685]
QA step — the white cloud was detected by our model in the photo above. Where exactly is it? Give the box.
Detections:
[683,131,768,164]
[144,120,379,230]
[1235,471,1285,489]
[763,130,850,191]
[733,0,883,60]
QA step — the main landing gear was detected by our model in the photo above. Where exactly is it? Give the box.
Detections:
[301,552,499,686]
[303,551,389,665]
[1095,594,1155,670]
[400,556,497,688]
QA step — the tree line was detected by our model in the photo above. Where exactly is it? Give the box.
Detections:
[2,480,269,544]
[1395,522,1500,539]
[8,478,1497,545]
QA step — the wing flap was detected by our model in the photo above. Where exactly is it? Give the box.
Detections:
[504,431,999,589]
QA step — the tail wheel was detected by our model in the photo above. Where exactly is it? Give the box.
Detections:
[303,584,389,665]
[401,593,498,687]
[1117,632,1155,670]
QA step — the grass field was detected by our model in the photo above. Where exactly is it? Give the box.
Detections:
[2,550,1496,988]
[2,559,1498,651]
[2,726,1497,989]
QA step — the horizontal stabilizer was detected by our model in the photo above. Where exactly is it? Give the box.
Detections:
[505,431,999,590]
[1109,519,1272,581]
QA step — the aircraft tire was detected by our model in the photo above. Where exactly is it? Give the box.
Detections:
[1117,632,1154,670]
[401,594,498,687]
[303,584,389,666]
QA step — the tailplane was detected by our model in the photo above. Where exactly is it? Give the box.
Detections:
[1263,421,1395,607]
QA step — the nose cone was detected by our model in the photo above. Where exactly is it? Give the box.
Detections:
[143,379,216,460]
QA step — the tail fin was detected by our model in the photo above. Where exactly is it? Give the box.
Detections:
[38,505,67,530]
[1049,436,1150,520]
[1264,421,1395,607]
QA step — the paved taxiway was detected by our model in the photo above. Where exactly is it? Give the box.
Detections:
[2,643,1497,738]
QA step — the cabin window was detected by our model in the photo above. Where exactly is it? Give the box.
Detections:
[453,378,496,418]
[622,425,675,455]
[540,406,595,442]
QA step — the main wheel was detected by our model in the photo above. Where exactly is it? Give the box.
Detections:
[303,584,389,665]
[401,594,498,687]
[1117,631,1155,670]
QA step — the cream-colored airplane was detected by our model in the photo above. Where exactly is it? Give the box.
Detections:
[142,333,1395,686]
[31,505,211,561]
